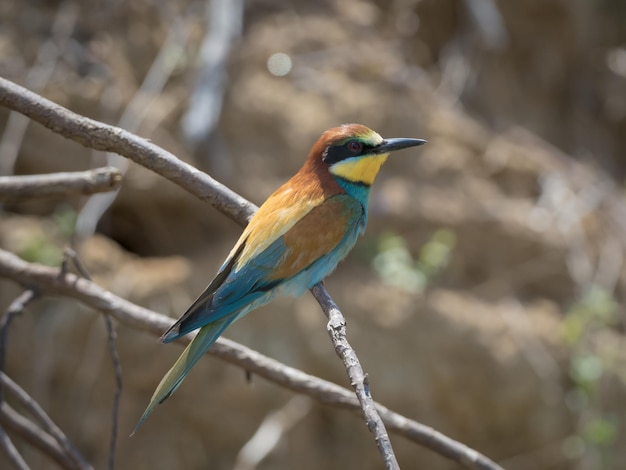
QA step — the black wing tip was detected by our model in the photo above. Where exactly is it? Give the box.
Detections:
[160,326,180,343]
[158,391,173,404]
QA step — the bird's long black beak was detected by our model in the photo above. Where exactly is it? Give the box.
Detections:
[374,137,427,154]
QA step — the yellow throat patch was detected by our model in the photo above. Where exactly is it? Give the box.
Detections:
[329,154,389,185]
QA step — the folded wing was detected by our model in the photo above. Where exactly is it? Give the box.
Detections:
[161,194,364,342]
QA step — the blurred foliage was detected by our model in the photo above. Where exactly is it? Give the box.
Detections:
[372,229,456,293]
[562,287,621,468]
[53,205,78,238]
[16,206,76,266]
[17,232,63,266]
[562,287,619,347]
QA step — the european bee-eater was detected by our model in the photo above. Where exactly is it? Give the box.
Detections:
[133,123,425,432]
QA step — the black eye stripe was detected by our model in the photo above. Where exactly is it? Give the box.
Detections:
[322,140,373,164]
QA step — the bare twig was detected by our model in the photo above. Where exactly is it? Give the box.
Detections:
[311,284,399,469]
[0,248,502,470]
[0,373,91,470]
[0,401,86,470]
[0,424,29,470]
[0,291,37,470]
[102,314,121,470]
[62,247,121,470]
[0,290,38,403]
[0,167,122,201]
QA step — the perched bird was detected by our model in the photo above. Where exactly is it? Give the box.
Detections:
[133,123,425,432]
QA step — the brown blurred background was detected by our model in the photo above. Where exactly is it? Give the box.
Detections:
[1,0,626,469]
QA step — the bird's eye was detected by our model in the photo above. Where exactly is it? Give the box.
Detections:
[348,141,363,153]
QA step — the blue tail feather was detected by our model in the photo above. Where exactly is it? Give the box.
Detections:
[131,314,237,435]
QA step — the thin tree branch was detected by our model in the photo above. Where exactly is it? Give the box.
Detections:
[0,373,91,470]
[0,290,38,470]
[62,247,121,470]
[0,424,29,470]
[102,312,121,470]
[0,167,122,201]
[0,289,39,404]
[0,248,502,470]
[0,401,87,470]
[312,284,399,469]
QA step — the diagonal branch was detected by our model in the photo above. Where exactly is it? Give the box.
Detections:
[0,289,39,470]
[0,249,502,470]
[0,289,39,395]
[0,77,257,225]
[0,401,85,470]
[0,423,29,470]
[0,372,91,470]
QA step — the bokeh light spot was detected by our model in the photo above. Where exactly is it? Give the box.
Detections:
[267,52,292,77]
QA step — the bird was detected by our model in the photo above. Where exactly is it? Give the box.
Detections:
[133,123,426,433]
